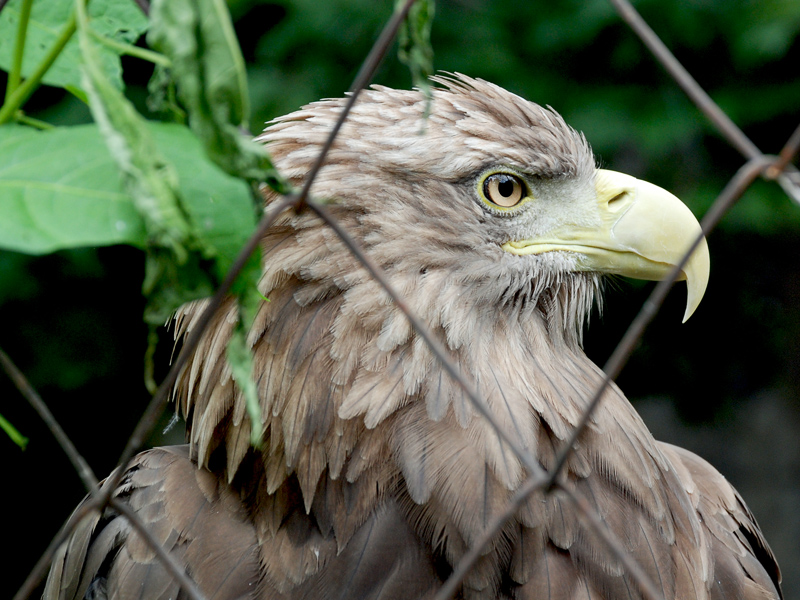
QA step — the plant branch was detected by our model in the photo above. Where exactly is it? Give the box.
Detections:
[4,0,34,102]
[88,27,171,67]
[0,11,77,125]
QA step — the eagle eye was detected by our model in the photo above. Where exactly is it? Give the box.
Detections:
[482,173,527,209]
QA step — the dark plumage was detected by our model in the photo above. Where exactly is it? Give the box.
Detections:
[45,76,781,600]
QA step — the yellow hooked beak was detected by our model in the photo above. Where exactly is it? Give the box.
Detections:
[503,169,709,322]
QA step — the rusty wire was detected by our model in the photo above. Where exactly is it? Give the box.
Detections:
[0,347,97,491]
[107,498,206,600]
[607,0,800,204]
[7,1,800,599]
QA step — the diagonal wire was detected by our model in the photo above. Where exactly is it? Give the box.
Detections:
[608,0,757,159]
[303,206,664,597]
[11,199,296,600]
[0,347,98,491]
[101,0,421,508]
[293,0,421,212]
[309,201,548,479]
[109,498,205,600]
[607,0,800,204]
[104,0,421,521]
[132,0,149,16]
[432,476,662,600]
[766,121,800,180]
[548,154,777,488]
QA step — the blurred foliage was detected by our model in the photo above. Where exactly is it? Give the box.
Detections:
[234,0,800,232]
[0,0,148,91]
[1,0,800,597]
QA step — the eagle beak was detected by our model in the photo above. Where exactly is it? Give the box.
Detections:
[503,169,710,322]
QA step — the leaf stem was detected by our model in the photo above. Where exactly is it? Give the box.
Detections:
[0,412,28,450]
[87,27,171,68]
[13,111,54,129]
[4,0,34,102]
[0,11,77,125]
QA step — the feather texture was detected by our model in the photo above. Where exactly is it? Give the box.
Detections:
[46,75,781,600]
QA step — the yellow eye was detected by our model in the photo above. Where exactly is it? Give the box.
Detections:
[483,173,526,208]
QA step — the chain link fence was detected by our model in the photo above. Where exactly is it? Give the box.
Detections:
[4,0,799,599]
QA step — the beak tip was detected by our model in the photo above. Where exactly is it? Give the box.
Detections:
[681,306,695,324]
[680,237,710,323]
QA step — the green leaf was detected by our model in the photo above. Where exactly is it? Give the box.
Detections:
[226,320,262,446]
[0,0,148,91]
[397,0,435,97]
[147,0,289,189]
[142,246,216,324]
[79,9,194,262]
[153,124,257,276]
[76,0,255,326]
[0,413,28,450]
[0,122,255,272]
[0,123,145,253]
[78,0,259,326]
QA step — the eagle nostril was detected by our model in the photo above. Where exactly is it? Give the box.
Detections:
[607,190,630,213]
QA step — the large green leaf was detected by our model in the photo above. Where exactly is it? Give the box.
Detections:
[155,123,258,275]
[0,123,144,252]
[0,122,255,267]
[0,0,148,91]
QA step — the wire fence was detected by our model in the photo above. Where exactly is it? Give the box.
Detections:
[6,0,800,599]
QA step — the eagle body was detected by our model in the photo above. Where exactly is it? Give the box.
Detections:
[45,77,781,600]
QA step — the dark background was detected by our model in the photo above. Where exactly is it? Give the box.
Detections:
[2,0,799,597]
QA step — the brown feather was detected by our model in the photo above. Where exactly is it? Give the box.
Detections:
[46,75,781,600]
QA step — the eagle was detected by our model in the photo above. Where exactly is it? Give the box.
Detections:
[44,75,781,600]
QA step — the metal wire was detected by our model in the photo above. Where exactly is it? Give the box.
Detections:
[8,1,799,599]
